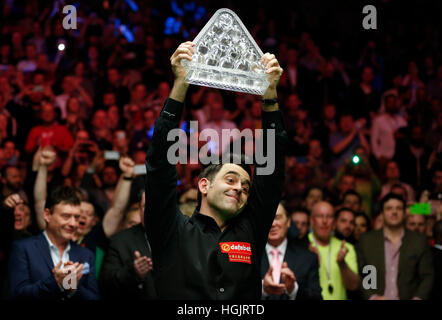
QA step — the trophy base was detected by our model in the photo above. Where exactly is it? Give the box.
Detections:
[184,63,269,95]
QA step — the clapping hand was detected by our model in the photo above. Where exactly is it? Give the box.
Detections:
[133,250,153,280]
[337,240,349,267]
[263,265,286,295]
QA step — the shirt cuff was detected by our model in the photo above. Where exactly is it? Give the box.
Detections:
[286,281,299,300]
[261,280,299,300]
[261,280,268,299]
[160,98,184,122]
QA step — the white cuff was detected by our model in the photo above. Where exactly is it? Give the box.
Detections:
[286,281,299,300]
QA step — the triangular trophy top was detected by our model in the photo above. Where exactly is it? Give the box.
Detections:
[182,8,270,95]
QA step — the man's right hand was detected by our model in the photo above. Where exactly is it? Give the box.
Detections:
[263,265,286,295]
[53,261,84,290]
[3,193,23,209]
[133,250,153,280]
[52,261,66,287]
[309,243,321,265]
[119,156,135,178]
[39,147,57,167]
[170,41,194,82]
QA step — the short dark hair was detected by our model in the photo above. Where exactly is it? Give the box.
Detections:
[290,206,310,217]
[335,207,356,220]
[80,200,97,217]
[342,190,362,205]
[390,183,408,200]
[431,162,442,175]
[1,165,18,179]
[45,186,81,212]
[1,138,16,148]
[355,211,371,231]
[302,186,324,200]
[380,193,406,212]
[278,200,289,218]
[196,154,252,210]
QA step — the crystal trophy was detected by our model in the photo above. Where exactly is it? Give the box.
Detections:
[182,8,269,95]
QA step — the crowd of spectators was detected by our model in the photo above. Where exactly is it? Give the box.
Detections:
[0,0,441,300]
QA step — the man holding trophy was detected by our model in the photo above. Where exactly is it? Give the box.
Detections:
[144,37,286,299]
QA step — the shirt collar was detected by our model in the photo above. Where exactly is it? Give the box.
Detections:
[191,209,240,231]
[383,227,405,243]
[266,238,288,257]
[43,230,71,253]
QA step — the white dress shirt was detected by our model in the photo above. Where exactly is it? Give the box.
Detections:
[43,231,71,268]
[262,238,299,299]
[43,231,73,294]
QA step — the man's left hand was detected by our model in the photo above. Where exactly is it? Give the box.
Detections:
[261,53,283,93]
[280,262,296,293]
[337,240,349,267]
[119,156,135,178]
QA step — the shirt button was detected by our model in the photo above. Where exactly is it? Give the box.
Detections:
[219,288,225,293]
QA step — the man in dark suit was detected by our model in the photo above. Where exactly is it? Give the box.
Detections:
[99,191,157,299]
[432,220,442,300]
[357,193,434,300]
[8,186,99,300]
[261,202,322,300]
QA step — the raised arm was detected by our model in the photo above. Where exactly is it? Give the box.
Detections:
[145,42,194,252]
[102,156,135,238]
[247,53,287,238]
[34,147,57,230]
[331,128,357,155]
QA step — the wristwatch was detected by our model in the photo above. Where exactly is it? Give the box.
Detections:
[262,98,278,106]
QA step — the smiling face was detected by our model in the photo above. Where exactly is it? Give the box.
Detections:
[268,204,290,247]
[200,163,251,222]
[44,202,81,243]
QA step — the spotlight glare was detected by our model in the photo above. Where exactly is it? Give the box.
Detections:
[352,155,360,164]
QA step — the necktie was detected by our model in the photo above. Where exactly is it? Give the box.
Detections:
[271,248,281,284]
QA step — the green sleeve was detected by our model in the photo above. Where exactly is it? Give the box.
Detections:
[344,243,358,275]
[95,246,105,280]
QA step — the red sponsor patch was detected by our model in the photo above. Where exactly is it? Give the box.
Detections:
[219,242,252,264]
